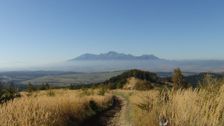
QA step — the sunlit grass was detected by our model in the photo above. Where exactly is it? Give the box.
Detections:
[0,89,113,126]
[123,82,224,126]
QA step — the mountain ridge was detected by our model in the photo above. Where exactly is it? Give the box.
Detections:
[69,51,160,61]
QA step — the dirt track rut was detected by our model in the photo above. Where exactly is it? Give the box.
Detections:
[81,96,123,126]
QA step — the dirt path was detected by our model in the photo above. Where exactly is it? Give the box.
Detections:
[81,96,123,126]
[108,96,130,126]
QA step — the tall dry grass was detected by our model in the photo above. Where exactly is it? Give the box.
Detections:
[129,80,224,126]
[0,89,113,126]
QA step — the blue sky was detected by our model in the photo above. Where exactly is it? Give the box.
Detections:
[0,0,224,68]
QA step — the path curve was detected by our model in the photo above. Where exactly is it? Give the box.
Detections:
[81,96,123,126]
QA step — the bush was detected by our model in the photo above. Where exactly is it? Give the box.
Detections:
[89,100,100,112]
[0,82,20,104]
[97,87,107,96]
[172,68,186,90]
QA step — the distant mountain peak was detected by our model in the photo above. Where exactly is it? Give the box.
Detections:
[70,51,160,61]
[107,51,119,55]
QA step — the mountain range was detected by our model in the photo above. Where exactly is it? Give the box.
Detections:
[54,51,224,73]
[7,51,224,73]
[70,51,160,61]
[1,51,224,87]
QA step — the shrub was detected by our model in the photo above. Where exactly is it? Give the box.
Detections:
[97,87,107,96]
[172,68,186,90]
[0,82,20,104]
[81,88,92,96]
[89,100,100,112]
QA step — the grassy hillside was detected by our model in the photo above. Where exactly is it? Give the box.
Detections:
[101,69,161,89]
[123,77,153,90]
[113,78,224,126]
[1,74,224,126]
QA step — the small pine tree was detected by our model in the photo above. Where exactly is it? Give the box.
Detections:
[172,68,184,90]
[8,82,17,95]
[27,82,34,93]
[69,84,75,90]
[45,83,50,90]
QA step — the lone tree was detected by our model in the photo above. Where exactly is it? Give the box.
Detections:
[172,68,184,90]
[8,82,17,96]
[27,82,34,93]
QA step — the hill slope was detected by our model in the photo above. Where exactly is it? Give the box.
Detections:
[101,69,160,89]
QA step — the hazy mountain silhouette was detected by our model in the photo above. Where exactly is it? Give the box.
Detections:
[70,51,159,61]
[9,51,224,73]
[59,52,224,72]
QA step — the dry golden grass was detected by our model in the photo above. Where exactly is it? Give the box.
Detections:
[0,89,113,126]
[123,77,152,90]
[122,83,224,126]
[2,77,224,126]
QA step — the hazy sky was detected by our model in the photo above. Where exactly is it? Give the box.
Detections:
[0,0,224,68]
